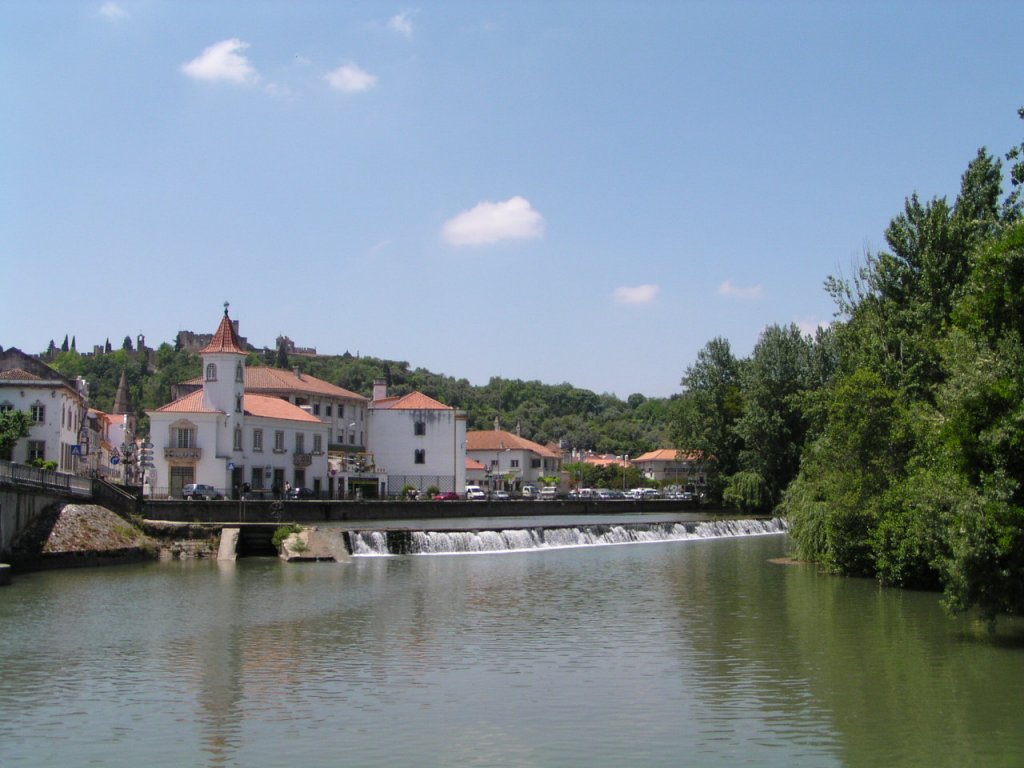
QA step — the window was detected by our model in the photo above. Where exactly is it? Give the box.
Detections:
[235,363,244,382]
[235,394,242,413]
[414,449,426,464]
[295,433,305,453]
[175,427,195,448]
[233,427,242,451]
[510,459,519,468]
[349,432,355,445]
[250,467,264,490]
[253,429,263,452]
[313,403,320,416]
[28,440,45,462]
[326,405,333,417]
[205,363,217,381]
[0,402,12,413]
[414,421,426,436]
[313,434,322,454]
[531,458,541,469]
[274,431,285,452]
[31,404,45,423]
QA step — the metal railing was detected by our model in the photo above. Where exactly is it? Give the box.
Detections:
[0,459,92,497]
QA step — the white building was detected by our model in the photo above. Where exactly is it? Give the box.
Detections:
[465,428,564,493]
[632,449,705,487]
[174,362,369,498]
[146,309,329,499]
[0,348,89,473]
[368,380,466,497]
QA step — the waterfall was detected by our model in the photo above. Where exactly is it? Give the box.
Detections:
[347,518,788,556]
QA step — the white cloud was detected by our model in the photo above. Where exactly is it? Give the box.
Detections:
[613,284,660,305]
[795,316,831,337]
[325,63,378,92]
[181,39,259,85]
[441,196,545,246]
[388,11,414,39]
[99,2,126,21]
[718,280,763,299]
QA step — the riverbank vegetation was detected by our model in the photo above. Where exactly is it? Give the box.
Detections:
[673,108,1024,627]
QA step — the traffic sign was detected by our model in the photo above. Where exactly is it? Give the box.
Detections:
[111,456,120,465]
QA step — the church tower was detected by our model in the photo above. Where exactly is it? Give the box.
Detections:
[200,303,247,418]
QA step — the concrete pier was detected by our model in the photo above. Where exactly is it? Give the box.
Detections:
[217,528,240,561]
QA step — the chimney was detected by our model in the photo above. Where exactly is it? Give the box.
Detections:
[373,378,387,401]
[293,366,302,380]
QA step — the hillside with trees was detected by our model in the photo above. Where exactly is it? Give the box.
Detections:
[45,342,673,459]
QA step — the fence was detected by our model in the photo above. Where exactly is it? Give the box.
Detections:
[0,459,92,497]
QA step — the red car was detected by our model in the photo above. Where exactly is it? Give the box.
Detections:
[433,491,460,500]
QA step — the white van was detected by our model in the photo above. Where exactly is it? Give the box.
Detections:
[539,486,559,500]
[465,485,486,500]
[521,485,538,499]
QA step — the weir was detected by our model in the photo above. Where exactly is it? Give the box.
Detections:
[346,517,787,556]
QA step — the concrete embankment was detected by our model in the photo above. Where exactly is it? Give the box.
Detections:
[7,502,158,571]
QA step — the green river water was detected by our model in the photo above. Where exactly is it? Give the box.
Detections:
[1,530,1022,767]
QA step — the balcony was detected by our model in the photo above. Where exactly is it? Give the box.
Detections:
[293,452,313,468]
[164,446,201,461]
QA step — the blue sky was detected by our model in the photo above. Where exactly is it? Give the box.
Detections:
[4,2,1022,399]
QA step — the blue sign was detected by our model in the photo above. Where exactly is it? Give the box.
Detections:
[111,456,120,465]
[70,444,82,456]
[227,462,235,471]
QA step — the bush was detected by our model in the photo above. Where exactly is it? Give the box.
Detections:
[271,524,302,550]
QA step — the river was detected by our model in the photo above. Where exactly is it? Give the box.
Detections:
[1,525,1022,767]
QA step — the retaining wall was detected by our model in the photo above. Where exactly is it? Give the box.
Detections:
[142,497,704,524]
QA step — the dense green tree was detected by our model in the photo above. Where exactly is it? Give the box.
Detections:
[0,410,32,460]
[733,323,815,507]
[671,337,743,502]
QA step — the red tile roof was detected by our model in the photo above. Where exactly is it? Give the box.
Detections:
[244,394,322,423]
[466,458,486,470]
[243,367,366,400]
[151,390,219,414]
[150,390,322,423]
[633,449,702,463]
[0,368,43,380]
[179,366,367,401]
[466,430,558,458]
[200,310,247,355]
[371,391,452,411]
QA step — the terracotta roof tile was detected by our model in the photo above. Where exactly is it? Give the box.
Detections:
[244,394,322,423]
[151,390,219,414]
[466,458,486,470]
[150,390,322,424]
[0,368,44,381]
[179,367,367,401]
[371,391,452,411]
[200,311,247,355]
[633,449,702,463]
[466,430,558,458]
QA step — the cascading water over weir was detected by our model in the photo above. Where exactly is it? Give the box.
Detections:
[347,517,788,556]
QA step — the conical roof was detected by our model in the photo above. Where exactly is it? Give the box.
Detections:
[200,305,246,355]
[113,369,132,414]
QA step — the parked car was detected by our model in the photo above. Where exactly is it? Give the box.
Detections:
[182,483,222,500]
[465,485,487,500]
[285,486,316,500]
[433,491,459,501]
[539,486,559,500]
[491,490,511,500]
[521,485,538,499]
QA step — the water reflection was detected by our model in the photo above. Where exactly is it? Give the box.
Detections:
[1,536,1022,767]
